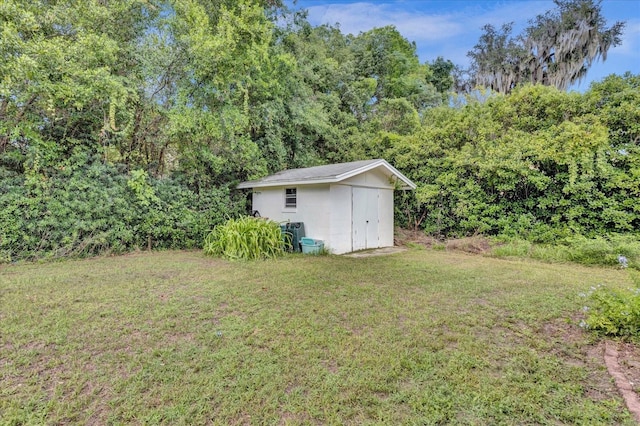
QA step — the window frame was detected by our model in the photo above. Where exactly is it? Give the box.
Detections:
[284,187,297,209]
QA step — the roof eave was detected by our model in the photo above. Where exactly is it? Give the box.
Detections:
[334,159,415,190]
[237,159,417,190]
[237,177,338,189]
[238,177,416,191]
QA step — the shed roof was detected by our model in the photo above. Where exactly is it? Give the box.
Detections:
[237,159,416,190]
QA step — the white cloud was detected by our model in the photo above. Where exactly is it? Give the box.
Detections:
[303,1,554,65]
[305,2,463,41]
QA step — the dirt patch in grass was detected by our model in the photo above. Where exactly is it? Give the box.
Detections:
[394,227,439,247]
[539,317,585,350]
[278,411,318,425]
[618,342,640,395]
[321,359,339,374]
[445,236,492,254]
[395,228,493,254]
[584,342,617,401]
[539,317,640,407]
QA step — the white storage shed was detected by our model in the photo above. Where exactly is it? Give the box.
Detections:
[237,159,416,254]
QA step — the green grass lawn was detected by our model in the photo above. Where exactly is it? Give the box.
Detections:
[0,249,635,425]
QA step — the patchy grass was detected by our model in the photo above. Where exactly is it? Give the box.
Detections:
[0,249,636,424]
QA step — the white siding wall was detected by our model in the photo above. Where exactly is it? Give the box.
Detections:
[329,184,352,254]
[252,185,331,245]
[298,185,331,242]
[251,189,284,222]
[378,188,394,248]
[342,169,393,189]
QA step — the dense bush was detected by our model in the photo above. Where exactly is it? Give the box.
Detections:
[564,235,640,267]
[491,234,640,269]
[582,284,640,341]
[0,152,238,262]
[383,79,640,242]
[203,216,284,260]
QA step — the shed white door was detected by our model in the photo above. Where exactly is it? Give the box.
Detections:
[352,187,379,251]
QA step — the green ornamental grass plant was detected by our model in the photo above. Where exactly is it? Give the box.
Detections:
[203,216,284,260]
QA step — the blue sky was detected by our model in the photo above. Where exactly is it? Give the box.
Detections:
[287,0,640,91]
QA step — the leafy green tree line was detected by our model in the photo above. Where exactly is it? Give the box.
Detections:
[375,75,639,242]
[0,0,637,261]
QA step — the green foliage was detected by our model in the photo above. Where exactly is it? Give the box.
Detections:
[203,216,284,260]
[0,0,151,167]
[490,235,640,269]
[0,151,235,262]
[0,0,637,263]
[582,284,640,340]
[427,56,455,97]
[491,239,533,258]
[564,235,640,268]
[383,83,639,242]
[351,25,442,112]
[528,243,573,264]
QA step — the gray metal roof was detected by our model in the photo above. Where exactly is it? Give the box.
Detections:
[237,159,416,190]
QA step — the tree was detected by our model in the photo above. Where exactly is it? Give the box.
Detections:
[467,23,526,94]
[427,56,456,100]
[350,26,440,111]
[166,0,280,188]
[468,0,625,93]
[0,0,158,173]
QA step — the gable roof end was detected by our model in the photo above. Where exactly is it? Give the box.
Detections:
[237,159,416,190]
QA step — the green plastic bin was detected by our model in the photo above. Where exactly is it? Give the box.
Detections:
[300,237,324,254]
[280,222,305,252]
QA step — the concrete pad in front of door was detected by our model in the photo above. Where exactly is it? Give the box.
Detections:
[344,246,407,258]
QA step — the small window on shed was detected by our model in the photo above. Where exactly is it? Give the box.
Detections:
[285,188,297,208]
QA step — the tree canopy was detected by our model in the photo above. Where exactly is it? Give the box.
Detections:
[0,0,637,262]
[468,0,624,93]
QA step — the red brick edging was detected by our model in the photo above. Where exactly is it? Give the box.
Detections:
[604,341,640,423]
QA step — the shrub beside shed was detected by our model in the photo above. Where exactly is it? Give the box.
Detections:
[237,159,416,254]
